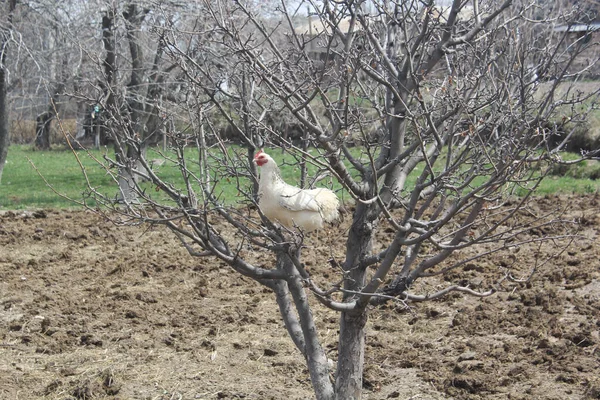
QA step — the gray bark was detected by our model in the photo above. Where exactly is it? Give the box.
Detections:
[99,11,115,146]
[273,279,306,354]
[335,311,367,400]
[334,201,376,396]
[277,251,334,400]
[35,111,52,150]
[0,0,16,184]
[114,4,149,202]
[0,65,8,184]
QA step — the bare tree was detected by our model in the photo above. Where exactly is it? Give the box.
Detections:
[0,0,106,152]
[29,1,71,150]
[71,0,185,202]
[0,0,17,183]
[57,1,599,399]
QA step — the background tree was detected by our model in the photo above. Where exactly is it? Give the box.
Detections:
[28,0,75,150]
[70,0,187,201]
[0,0,17,183]
[44,0,600,399]
[0,0,106,152]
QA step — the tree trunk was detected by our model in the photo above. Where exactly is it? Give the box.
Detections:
[197,107,211,192]
[35,112,52,150]
[100,11,115,146]
[35,80,64,150]
[272,279,306,354]
[335,311,367,400]
[117,4,150,197]
[335,201,377,398]
[0,66,8,183]
[115,141,140,204]
[380,93,410,204]
[0,0,16,184]
[117,168,138,204]
[277,251,335,400]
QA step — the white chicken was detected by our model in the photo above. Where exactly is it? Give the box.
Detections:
[253,150,340,232]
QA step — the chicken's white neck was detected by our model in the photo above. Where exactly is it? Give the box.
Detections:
[258,161,283,187]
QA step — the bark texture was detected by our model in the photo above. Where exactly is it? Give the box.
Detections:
[0,65,8,183]
[35,112,52,150]
[277,252,334,400]
[334,201,377,396]
[335,311,367,400]
[0,0,16,183]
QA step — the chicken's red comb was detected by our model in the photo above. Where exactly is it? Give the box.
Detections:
[254,149,264,159]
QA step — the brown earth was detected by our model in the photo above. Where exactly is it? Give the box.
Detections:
[1,194,599,400]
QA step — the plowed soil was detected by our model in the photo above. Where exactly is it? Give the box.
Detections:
[1,194,599,399]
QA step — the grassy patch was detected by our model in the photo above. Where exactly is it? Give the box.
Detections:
[0,144,599,210]
[532,175,600,195]
[0,145,347,209]
[1,145,113,209]
[550,159,600,180]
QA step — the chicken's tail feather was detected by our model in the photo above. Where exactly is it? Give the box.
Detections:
[315,189,340,223]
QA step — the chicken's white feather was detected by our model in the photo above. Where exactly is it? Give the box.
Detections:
[254,151,339,232]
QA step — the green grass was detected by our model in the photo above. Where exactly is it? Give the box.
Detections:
[1,146,110,209]
[0,144,599,210]
[0,145,189,209]
[0,145,347,209]
[532,175,600,195]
